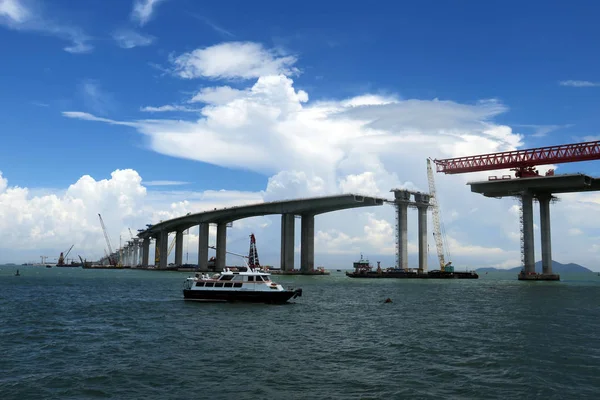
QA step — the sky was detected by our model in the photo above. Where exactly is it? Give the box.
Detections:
[2,0,600,269]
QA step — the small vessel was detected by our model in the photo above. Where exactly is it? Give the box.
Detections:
[183,267,302,303]
[15,270,20,276]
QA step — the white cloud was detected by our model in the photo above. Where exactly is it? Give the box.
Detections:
[0,0,29,23]
[131,0,167,26]
[0,0,92,53]
[170,41,299,80]
[559,80,600,88]
[112,29,154,49]
[190,86,244,104]
[140,105,199,112]
[143,180,190,186]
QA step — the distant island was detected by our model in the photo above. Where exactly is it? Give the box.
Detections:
[477,260,592,273]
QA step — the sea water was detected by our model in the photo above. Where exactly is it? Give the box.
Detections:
[1,266,600,399]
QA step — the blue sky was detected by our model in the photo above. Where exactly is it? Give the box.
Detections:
[2,0,600,268]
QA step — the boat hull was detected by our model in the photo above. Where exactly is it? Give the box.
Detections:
[346,271,478,279]
[183,288,302,304]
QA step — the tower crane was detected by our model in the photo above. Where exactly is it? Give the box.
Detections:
[248,233,261,269]
[98,213,116,266]
[427,158,452,272]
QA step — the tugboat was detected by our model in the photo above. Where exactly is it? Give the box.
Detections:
[183,267,302,303]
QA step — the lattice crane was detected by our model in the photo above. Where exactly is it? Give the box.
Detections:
[427,158,451,271]
[98,213,116,266]
[433,140,600,178]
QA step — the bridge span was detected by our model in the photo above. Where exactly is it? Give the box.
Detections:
[132,193,386,272]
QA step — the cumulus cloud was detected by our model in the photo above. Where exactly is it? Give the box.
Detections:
[170,42,299,80]
[112,29,155,49]
[0,0,92,53]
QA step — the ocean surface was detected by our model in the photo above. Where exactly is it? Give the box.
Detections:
[2,266,600,399]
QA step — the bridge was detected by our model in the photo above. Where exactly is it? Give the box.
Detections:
[434,139,600,281]
[124,194,386,272]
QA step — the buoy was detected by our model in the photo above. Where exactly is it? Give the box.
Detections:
[384,298,392,303]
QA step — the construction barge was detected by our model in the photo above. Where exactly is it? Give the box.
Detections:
[346,257,478,279]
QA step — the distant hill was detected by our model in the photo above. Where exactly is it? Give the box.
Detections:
[477,260,592,273]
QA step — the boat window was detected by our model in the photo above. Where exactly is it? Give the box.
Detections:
[205,282,214,287]
[224,283,233,287]
[261,275,270,281]
[255,276,263,282]
[247,276,254,282]
[195,282,204,287]
[233,282,242,288]
[219,275,234,281]
[215,282,224,287]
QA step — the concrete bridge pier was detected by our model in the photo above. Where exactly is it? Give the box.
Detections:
[198,223,209,272]
[280,214,295,271]
[521,191,536,274]
[417,204,428,272]
[154,236,160,266]
[397,203,408,270]
[175,230,184,266]
[300,214,315,273]
[159,231,169,269]
[216,222,227,272]
[142,238,150,266]
[132,243,138,266]
[539,194,553,275]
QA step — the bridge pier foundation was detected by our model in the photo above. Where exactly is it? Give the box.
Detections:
[216,222,227,272]
[142,238,150,266]
[300,214,315,273]
[280,214,295,271]
[198,223,209,272]
[175,230,184,266]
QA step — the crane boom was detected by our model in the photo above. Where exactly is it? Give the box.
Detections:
[433,140,600,176]
[98,213,116,265]
[427,158,447,271]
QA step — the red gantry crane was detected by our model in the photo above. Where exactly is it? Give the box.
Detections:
[433,140,600,178]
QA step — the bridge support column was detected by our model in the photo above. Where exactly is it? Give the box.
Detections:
[175,230,184,266]
[158,231,168,269]
[539,194,553,275]
[417,205,428,272]
[154,235,160,266]
[142,238,150,266]
[198,223,209,272]
[280,214,295,271]
[397,203,408,270]
[521,192,535,274]
[300,214,315,273]
[132,243,138,266]
[125,246,131,266]
[216,222,227,272]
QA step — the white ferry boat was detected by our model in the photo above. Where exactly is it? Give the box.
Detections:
[183,267,303,304]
